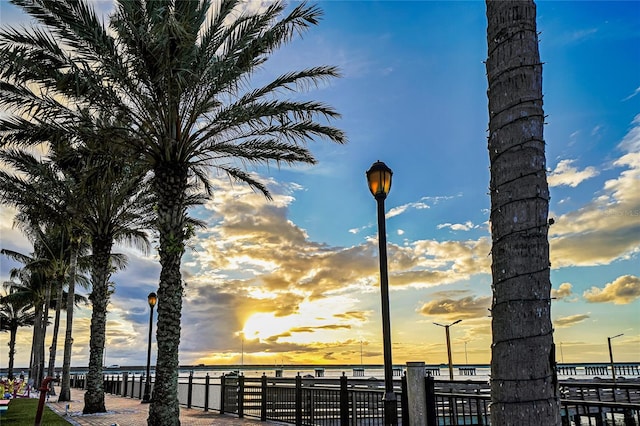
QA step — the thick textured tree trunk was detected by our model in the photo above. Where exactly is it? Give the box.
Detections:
[58,239,79,402]
[485,1,561,425]
[39,281,52,383]
[29,300,44,386]
[8,327,17,379]
[148,162,188,426]
[46,281,64,396]
[83,237,113,414]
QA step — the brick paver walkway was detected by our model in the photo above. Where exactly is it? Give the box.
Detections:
[45,386,280,425]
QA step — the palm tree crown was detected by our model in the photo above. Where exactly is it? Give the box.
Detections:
[0,1,344,422]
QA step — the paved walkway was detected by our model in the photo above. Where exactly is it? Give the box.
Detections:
[45,386,279,426]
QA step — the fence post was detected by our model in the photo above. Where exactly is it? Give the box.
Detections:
[401,372,409,425]
[476,389,484,426]
[220,374,226,414]
[187,371,194,408]
[122,372,128,397]
[139,374,144,399]
[425,374,437,426]
[407,361,427,426]
[295,374,302,426]
[340,373,349,426]
[204,374,210,412]
[261,374,267,421]
[238,374,245,418]
[130,373,135,398]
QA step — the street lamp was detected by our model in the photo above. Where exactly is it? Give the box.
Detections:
[434,320,462,380]
[608,333,623,385]
[142,292,157,403]
[366,160,397,426]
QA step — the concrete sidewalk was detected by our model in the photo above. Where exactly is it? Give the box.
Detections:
[45,386,277,425]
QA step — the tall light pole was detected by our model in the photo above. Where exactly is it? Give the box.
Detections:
[366,160,397,426]
[434,319,462,380]
[142,292,157,403]
[608,333,623,385]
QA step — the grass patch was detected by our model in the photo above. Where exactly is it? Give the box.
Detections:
[1,398,70,425]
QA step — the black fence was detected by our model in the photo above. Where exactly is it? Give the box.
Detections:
[70,373,640,425]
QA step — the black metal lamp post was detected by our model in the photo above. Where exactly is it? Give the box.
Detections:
[366,160,397,426]
[434,320,462,380]
[608,333,623,385]
[142,291,157,403]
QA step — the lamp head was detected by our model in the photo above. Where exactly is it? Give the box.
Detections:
[148,292,157,308]
[366,161,392,200]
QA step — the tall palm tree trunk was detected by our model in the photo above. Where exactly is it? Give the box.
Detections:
[58,239,79,402]
[29,299,45,385]
[148,162,188,426]
[41,281,52,380]
[8,327,17,379]
[83,237,113,414]
[485,1,561,424]
[46,281,64,395]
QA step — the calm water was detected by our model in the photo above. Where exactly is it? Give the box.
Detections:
[97,363,640,383]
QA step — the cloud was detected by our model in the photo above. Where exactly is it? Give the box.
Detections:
[437,221,478,232]
[622,86,640,102]
[417,296,491,320]
[583,275,640,304]
[554,314,591,328]
[552,282,574,301]
[387,201,429,219]
[548,159,599,188]
[385,194,460,219]
[333,311,370,321]
[549,116,640,267]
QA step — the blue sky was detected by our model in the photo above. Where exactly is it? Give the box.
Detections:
[1,1,639,369]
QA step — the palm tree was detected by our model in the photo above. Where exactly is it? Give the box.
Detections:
[61,138,153,414]
[1,222,89,387]
[1,1,345,423]
[1,248,50,386]
[0,146,90,400]
[0,22,151,408]
[0,284,36,380]
[485,1,561,424]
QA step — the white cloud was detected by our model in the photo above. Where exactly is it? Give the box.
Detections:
[385,194,460,219]
[386,201,429,219]
[583,275,640,305]
[552,282,574,301]
[622,86,640,102]
[549,116,640,267]
[548,159,599,188]
[554,314,591,328]
[437,221,478,232]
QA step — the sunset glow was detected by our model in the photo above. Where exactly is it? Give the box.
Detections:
[0,1,638,369]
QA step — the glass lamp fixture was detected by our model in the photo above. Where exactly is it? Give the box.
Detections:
[367,161,393,199]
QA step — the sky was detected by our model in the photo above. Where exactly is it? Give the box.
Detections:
[0,1,639,370]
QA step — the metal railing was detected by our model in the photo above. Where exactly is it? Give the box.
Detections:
[69,373,640,425]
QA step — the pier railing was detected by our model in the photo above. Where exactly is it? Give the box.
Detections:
[69,373,640,425]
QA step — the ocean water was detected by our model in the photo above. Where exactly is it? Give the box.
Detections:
[95,363,640,384]
[169,364,639,383]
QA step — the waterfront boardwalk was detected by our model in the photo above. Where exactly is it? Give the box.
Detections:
[46,386,282,426]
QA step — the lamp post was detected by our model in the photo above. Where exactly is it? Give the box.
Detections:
[366,160,397,426]
[434,320,462,380]
[608,333,623,385]
[142,292,157,403]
